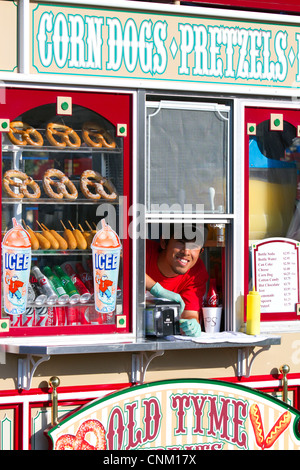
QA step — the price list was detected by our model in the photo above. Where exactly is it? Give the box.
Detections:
[252,239,300,313]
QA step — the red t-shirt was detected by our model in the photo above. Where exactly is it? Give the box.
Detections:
[146,240,208,312]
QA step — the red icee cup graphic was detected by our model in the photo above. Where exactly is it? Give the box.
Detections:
[2,218,31,316]
[91,219,121,314]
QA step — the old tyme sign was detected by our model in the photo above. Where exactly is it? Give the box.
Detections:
[47,379,300,450]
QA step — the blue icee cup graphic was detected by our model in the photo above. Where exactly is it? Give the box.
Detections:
[91,220,121,314]
[2,218,32,316]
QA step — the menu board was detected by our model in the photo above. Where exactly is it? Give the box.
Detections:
[252,238,300,314]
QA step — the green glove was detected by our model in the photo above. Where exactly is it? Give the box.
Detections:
[150,282,185,314]
[179,319,201,337]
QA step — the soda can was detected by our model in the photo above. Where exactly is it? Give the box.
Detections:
[22,307,34,327]
[75,262,94,296]
[46,306,56,326]
[43,266,69,304]
[66,306,78,325]
[35,306,48,327]
[31,267,58,305]
[30,279,47,306]
[9,313,22,327]
[27,283,36,304]
[64,263,91,303]
[52,265,80,304]
[86,305,101,324]
[77,306,91,325]
[54,306,66,326]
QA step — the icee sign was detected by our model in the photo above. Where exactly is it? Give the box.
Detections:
[32,3,300,92]
[47,379,300,450]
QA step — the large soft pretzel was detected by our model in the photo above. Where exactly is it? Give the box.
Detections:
[43,169,78,200]
[3,170,41,199]
[46,122,81,148]
[82,122,116,148]
[80,170,117,200]
[7,121,43,147]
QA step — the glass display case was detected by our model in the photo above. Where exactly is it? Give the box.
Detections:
[1,87,132,336]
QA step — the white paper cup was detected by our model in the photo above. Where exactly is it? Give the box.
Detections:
[202,306,222,333]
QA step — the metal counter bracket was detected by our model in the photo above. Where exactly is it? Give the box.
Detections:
[8,334,280,389]
[132,351,164,384]
[237,346,270,378]
[18,355,50,391]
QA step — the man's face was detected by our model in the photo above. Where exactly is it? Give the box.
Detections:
[160,238,202,276]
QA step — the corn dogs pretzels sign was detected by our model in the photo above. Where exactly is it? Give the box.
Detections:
[32,4,300,92]
[47,379,300,450]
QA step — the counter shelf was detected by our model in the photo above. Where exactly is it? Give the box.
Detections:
[2,144,122,155]
[31,248,92,255]
[2,197,119,205]
[0,333,281,390]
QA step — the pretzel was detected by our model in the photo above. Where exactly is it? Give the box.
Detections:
[43,169,78,200]
[73,419,106,450]
[7,121,43,147]
[55,434,95,450]
[55,419,106,450]
[80,170,117,200]
[82,121,116,148]
[3,170,41,199]
[46,122,81,148]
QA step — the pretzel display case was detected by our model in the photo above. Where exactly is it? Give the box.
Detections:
[1,87,132,337]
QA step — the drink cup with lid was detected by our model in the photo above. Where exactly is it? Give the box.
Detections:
[91,219,122,314]
[2,218,32,316]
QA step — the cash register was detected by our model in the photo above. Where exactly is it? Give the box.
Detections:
[144,297,181,337]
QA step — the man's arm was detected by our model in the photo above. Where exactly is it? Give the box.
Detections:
[180,310,200,322]
[145,274,185,314]
[145,274,156,291]
[146,275,201,337]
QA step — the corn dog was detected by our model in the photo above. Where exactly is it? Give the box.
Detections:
[37,221,59,249]
[60,220,77,250]
[35,231,51,249]
[23,222,40,250]
[85,221,96,248]
[79,224,90,240]
[41,223,68,250]
[68,221,87,250]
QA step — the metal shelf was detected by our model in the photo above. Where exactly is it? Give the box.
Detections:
[0,333,281,389]
[31,248,92,256]
[2,196,119,205]
[1,333,280,356]
[2,144,122,154]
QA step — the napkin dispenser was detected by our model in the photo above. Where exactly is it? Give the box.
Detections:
[144,298,181,337]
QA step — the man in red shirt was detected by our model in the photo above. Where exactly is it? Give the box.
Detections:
[146,224,208,336]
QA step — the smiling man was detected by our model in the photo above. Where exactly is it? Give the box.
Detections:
[146,224,208,337]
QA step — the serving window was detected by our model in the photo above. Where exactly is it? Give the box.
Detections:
[144,97,233,333]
